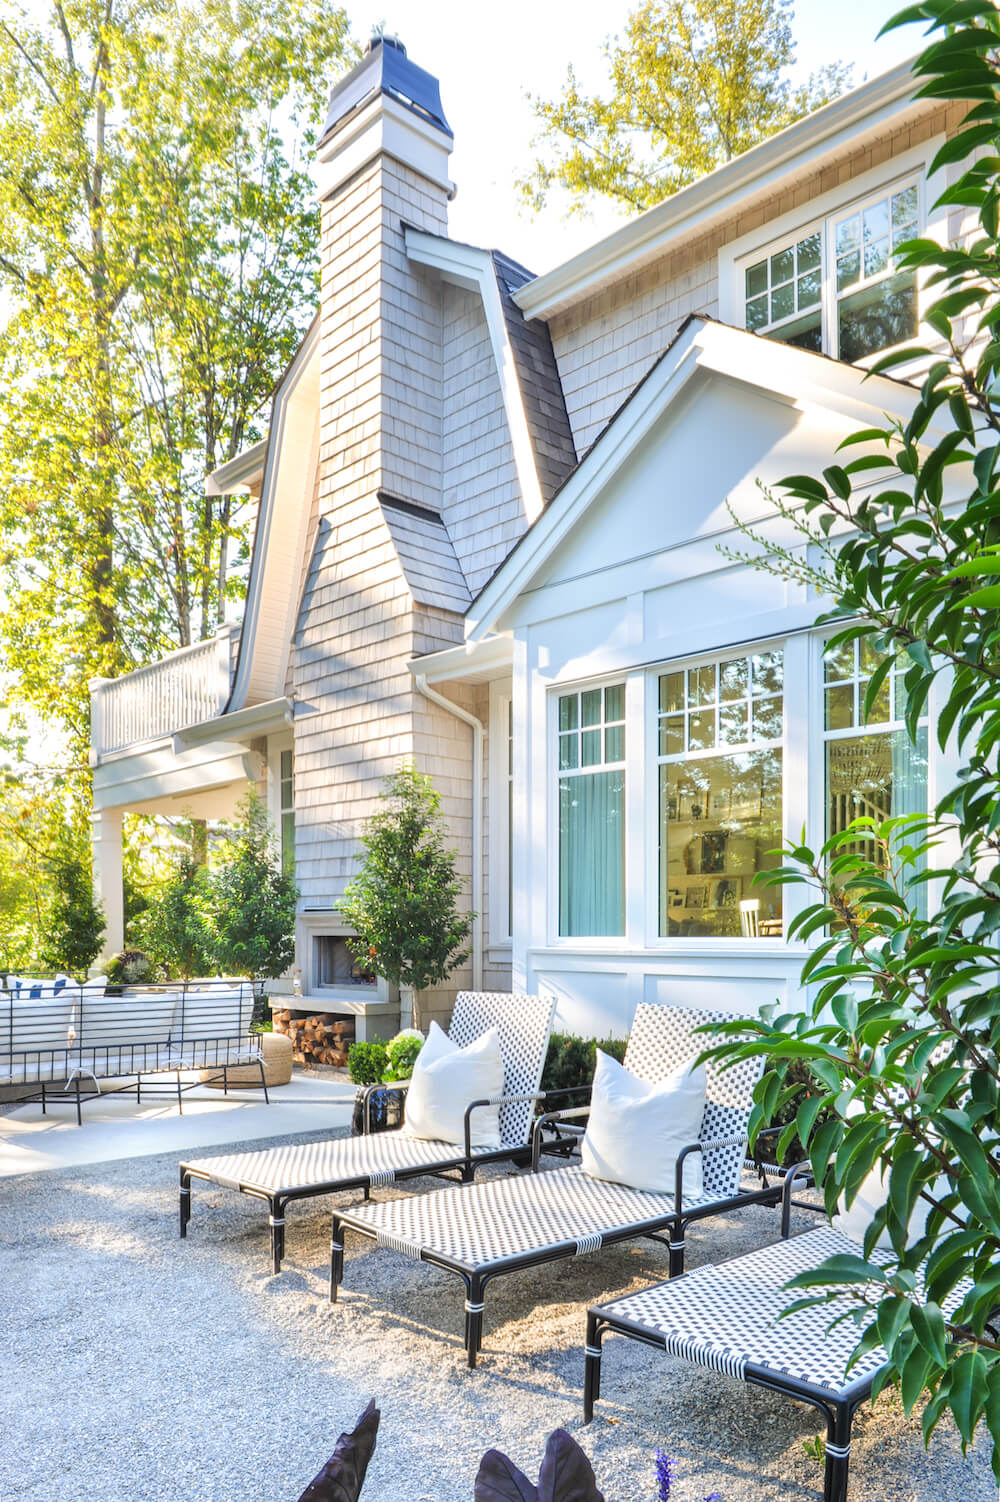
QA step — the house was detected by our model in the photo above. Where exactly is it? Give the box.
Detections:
[88,36,968,1039]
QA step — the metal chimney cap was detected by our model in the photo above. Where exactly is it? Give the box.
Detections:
[321,35,451,147]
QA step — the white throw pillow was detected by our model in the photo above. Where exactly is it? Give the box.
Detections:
[402,1020,505,1149]
[580,1049,706,1197]
[833,1162,949,1251]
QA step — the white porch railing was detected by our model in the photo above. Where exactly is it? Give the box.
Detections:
[90,622,240,757]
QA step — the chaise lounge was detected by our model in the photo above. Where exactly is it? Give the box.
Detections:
[327,1001,785,1365]
[179,990,556,1273]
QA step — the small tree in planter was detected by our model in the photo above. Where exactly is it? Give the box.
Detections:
[340,766,474,1030]
[213,790,297,1022]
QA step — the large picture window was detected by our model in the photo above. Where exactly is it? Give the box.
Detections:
[742,181,919,363]
[557,683,625,936]
[824,639,928,912]
[657,651,783,938]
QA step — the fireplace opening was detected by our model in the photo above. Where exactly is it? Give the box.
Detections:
[315,935,376,989]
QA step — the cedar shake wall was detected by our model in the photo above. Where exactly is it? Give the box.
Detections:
[292,151,452,914]
[551,103,962,454]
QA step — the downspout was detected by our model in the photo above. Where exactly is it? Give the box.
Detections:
[414,674,484,992]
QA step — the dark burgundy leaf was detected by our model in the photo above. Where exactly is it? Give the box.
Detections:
[536,1430,606,1502]
[474,1448,539,1502]
[295,1399,381,1502]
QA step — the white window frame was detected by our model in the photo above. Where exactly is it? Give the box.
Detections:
[719,138,948,371]
[643,637,803,948]
[547,672,632,948]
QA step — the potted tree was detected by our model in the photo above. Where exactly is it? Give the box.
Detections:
[213,789,297,1023]
[339,766,474,1031]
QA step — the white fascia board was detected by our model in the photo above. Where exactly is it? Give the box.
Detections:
[316,92,455,201]
[172,696,293,753]
[228,320,320,714]
[514,58,924,321]
[466,318,941,643]
[405,227,546,525]
[409,633,513,686]
[205,439,269,497]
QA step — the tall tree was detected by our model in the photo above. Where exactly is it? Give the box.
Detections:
[0,0,352,738]
[521,0,851,215]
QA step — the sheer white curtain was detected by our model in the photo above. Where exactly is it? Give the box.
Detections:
[559,771,625,936]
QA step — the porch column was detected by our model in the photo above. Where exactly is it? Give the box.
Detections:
[91,806,124,963]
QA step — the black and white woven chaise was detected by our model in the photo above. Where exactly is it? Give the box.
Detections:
[178,991,554,1274]
[328,1002,783,1365]
[583,1223,893,1502]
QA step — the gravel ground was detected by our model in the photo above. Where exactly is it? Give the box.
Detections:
[0,1127,994,1502]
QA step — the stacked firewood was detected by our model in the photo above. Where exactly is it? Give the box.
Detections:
[272,1011,355,1068]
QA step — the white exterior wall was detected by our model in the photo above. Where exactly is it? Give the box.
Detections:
[549,103,962,454]
[502,369,957,1040]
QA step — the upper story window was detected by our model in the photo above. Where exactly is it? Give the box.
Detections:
[742,181,920,363]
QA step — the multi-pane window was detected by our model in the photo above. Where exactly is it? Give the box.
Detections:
[743,181,919,363]
[657,652,783,937]
[279,749,295,878]
[824,639,928,912]
[745,230,822,351]
[557,683,626,936]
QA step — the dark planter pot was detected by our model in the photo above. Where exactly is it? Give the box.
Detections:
[351,1085,406,1135]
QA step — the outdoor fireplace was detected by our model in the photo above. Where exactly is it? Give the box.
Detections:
[315,935,376,990]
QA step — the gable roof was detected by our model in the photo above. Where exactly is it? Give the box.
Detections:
[464,316,944,642]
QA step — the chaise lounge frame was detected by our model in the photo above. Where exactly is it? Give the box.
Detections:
[179,991,556,1274]
[582,1169,894,1502]
[328,1002,785,1366]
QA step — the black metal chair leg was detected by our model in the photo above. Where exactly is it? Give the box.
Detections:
[179,1170,191,1238]
[259,1058,269,1103]
[329,1217,343,1302]
[823,1404,853,1502]
[40,1082,46,1116]
[176,1068,183,1114]
[583,1311,603,1423]
[74,1075,82,1126]
[465,1276,485,1369]
[269,1200,285,1274]
[668,1227,685,1277]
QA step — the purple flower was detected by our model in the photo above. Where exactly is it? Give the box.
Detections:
[654,1449,677,1502]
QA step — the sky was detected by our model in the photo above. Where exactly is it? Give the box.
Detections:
[332,0,921,276]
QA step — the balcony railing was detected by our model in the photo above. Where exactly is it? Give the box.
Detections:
[90,622,240,757]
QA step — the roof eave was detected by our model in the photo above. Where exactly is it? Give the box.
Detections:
[514,56,925,321]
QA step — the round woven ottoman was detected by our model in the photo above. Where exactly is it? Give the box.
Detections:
[200,1030,293,1088]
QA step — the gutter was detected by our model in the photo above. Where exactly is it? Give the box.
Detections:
[414,674,484,992]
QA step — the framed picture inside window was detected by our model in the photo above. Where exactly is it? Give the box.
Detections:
[684,883,709,910]
[711,877,741,909]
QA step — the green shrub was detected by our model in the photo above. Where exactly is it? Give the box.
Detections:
[756,1057,834,1166]
[382,1029,424,1082]
[347,1039,388,1087]
[540,1031,628,1108]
